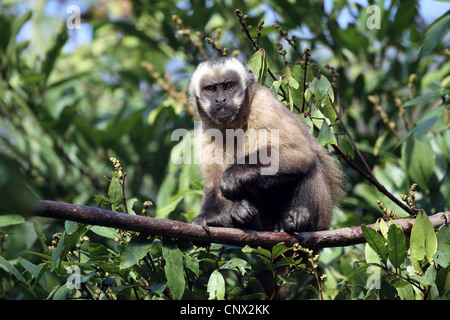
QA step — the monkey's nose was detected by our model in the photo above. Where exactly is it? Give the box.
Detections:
[215,97,227,104]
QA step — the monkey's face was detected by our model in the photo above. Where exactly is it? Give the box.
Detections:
[197,71,245,123]
[189,57,250,126]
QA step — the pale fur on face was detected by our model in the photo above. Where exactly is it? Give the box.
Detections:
[188,57,249,118]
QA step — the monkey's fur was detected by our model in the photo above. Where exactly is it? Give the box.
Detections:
[188,57,344,235]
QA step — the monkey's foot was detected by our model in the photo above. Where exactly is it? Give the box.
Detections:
[274,207,311,232]
[230,199,259,226]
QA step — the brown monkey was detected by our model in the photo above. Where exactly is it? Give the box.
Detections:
[188,56,344,234]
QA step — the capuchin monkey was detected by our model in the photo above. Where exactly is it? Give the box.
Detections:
[188,56,344,234]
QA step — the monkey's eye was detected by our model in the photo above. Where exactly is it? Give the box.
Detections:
[205,86,216,93]
[223,82,234,91]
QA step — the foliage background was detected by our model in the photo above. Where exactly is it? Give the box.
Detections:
[0,0,449,300]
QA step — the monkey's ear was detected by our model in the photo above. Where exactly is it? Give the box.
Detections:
[187,83,201,114]
[245,68,257,90]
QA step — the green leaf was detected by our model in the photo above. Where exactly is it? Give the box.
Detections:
[0,214,25,227]
[247,48,268,84]
[50,225,87,272]
[412,105,445,140]
[403,89,444,107]
[271,78,283,94]
[365,243,381,264]
[394,281,415,300]
[410,216,426,263]
[287,75,299,89]
[65,220,78,235]
[310,76,337,122]
[361,225,388,264]
[287,64,305,107]
[89,226,121,240]
[52,283,70,300]
[0,254,27,284]
[149,282,167,295]
[126,198,138,215]
[318,120,337,147]
[336,25,369,54]
[436,224,449,249]
[33,222,51,256]
[409,274,429,287]
[275,256,301,268]
[340,263,371,284]
[304,87,312,102]
[419,12,450,56]
[254,246,272,259]
[338,135,355,159]
[374,131,390,156]
[433,225,450,268]
[207,270,225,300]
[378,219,390,239]
[271,242,291,259]
[423,220,438,264]
[184,254,199,276]
[108,176,123,210]
[47,71,91,90]
[120,233,153,269]
[51,232,66,272]
[19,251,52,262]
[436,264,449,295]
[162,238,185,300]
[7,11,32,52]
[220,258,250,276]
[424,263,437,285]
[410,211,438,264]
[402,136,435,193]
[156,189,202,219]
[88,243,111,261]
[41,25,68,83]
[256,255,274,272]
[0,15,11,52]
[387,223,407,268]
[94,194,112,208]
[19,258,49,291]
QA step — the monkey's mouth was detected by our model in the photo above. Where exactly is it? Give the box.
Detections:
[211,105,238,122]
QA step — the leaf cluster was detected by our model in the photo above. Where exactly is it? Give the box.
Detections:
[339,214,449,300]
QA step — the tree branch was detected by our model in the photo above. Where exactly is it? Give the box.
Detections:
[34,200,449,249]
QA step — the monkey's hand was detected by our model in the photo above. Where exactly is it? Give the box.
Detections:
[192,211,233,230]
[220,164,258,200]
[192,199,258,231]
[274,207,311,232]
[230,199,260,227]
[191,215,212,232]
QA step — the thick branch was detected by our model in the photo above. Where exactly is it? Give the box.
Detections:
[35,200,449,249]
